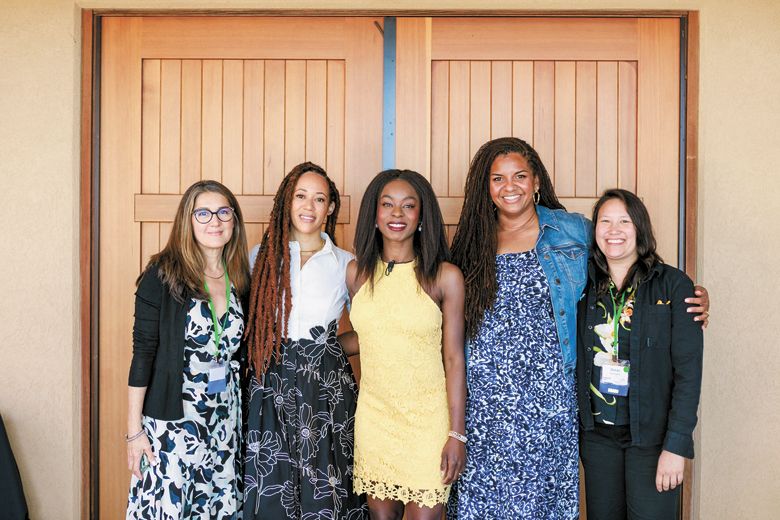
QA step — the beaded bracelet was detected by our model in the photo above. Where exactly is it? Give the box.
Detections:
[448,431,467,444]
[125,430,145,443]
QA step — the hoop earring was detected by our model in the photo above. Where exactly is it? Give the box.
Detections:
[533,190,540,205]
[375,223,378,228]
[417,222,422,232]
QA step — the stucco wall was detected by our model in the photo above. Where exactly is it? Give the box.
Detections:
[1,0,777,518]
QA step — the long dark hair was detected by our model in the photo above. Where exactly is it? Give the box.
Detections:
[245,162,340,375]
[354,169,450,292]
[143,180,250,302]
[590,189,663,295]
[451,137,564,339]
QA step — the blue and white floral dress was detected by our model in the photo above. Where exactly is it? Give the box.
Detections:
[127,286,244,520]
[451,251,579,520]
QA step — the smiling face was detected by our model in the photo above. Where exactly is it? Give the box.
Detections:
[191,191,234,252]
[595,197,638,266]
[289,171,335,237]
[488,152,540,218]
[375,178,421,243]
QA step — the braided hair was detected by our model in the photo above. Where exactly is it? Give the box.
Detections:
[451,137,565,339]
[245,162,340,375]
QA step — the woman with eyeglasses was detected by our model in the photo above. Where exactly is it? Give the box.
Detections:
[126,180,250,520]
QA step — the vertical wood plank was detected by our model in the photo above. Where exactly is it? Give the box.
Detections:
[264,60,285,194]
[618,61,637,192]
[159,60,182,194]
[141,59,160,194]
[637,19,680,262]
[512,61,534,142]
[243,60,264,195]
[99,17,142,519]
[245,223,264,250]
[159,222,173,250]
[222,60,244,193]
[576,61,597,197]
[448,61,470,196]
[306,60,328,168]
[140,223,160,271]
[430,60,449,197]
[491,61,512,138]
[554,61,576,197]
[180,59,202,191]
[285,60,307,173]
[396,17,432,177]
[326,60,345,191]
[202,60,223,181]
[597,61,618,195]
[470,61,491,159]
[533,61,555,180]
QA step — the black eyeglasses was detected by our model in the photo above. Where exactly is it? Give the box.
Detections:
[192,206,235,224]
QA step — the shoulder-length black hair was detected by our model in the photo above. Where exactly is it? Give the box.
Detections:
[451,137,564,339]
[354,169,450,292]
[590,188,663,295]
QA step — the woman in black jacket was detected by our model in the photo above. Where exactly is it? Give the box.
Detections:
[577,189,704,519]
[125,180,250,519]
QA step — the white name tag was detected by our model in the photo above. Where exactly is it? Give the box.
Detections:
[599,361,630,397]
[207,362,228,394]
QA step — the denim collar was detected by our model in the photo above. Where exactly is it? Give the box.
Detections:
[535,204,561,232]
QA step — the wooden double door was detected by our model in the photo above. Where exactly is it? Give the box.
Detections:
[98,15,681,517]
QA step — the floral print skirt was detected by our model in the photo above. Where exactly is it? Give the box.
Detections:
[243,320,367,520]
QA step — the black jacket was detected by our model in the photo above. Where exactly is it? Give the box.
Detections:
[128,264,247,420]
[576,262,703,458]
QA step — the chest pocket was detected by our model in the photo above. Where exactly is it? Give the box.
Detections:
[550,243,588,291]
[646,305,672,349]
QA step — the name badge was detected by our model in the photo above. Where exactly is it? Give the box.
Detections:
[599,360,630,397]
[207,362,228,394]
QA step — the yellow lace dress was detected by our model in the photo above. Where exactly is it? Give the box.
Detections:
[350,261,451,507]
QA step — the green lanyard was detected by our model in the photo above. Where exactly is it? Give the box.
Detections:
[204,266,231,362]
[608,282,627,363]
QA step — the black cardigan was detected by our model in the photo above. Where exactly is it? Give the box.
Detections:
[128,264,247,420]
[576,262,704,459]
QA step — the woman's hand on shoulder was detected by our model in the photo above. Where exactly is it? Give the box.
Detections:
[686,284,710,330]
[440,436,466,485]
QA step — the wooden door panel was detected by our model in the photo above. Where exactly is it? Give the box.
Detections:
[398,17,678,260]
[100,16,382,518]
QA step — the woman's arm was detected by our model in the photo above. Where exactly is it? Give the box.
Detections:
[656,273,704,492]
[437,262,467,485]
[337,304,360,357]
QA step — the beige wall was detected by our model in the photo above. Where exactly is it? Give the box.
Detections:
[1,0,777,518]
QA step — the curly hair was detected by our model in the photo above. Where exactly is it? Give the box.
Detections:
[245,162,340,375]
[450,137,565,339]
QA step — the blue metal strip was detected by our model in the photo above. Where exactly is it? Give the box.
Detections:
[382,17,397,170]
[678,17,688,270]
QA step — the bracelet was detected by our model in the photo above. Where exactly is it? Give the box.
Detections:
[448,431,467,444]
[125,430,145,443]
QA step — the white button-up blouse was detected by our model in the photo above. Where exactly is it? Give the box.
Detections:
[249,233,354,341]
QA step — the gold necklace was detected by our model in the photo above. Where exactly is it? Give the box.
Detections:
[300,239,325,255]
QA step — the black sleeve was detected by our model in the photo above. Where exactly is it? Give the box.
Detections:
[128,266,163,387]
[663,270,704,458]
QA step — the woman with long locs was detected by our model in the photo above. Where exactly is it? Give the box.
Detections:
[242,162,368,519]
[447,137,710,519]
[126,180,250,519]
[343,170,467,520]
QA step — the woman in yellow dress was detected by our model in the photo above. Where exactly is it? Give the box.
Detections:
[342,169,466,520]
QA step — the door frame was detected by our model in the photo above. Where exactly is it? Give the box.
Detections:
[80,9,700,519]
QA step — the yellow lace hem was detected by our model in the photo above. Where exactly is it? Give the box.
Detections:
[353,476,450,508]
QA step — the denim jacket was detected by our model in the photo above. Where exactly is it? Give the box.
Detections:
[465,206,591,378]
[534,205,591,376]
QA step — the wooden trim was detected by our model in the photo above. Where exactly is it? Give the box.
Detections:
[79,8,94,520]
[94,9,691,18]
[682,13,699,520]
[134,194,351,223]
